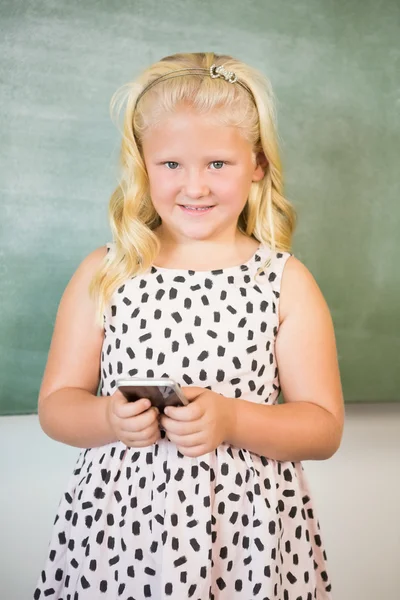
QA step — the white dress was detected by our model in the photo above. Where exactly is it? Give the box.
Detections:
[34,243,332,599]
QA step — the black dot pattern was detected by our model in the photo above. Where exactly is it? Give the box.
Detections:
[34,244,332,599]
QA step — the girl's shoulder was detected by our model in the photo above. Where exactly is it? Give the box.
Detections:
[87,245,110,263]
[69,245,109,283]
[63,246,109,306]
[278,254,328,324]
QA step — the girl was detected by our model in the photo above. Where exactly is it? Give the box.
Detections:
[34,52,344,599]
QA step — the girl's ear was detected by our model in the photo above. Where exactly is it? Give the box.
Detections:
[253,152,268,181]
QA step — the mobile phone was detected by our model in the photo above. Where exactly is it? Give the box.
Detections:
[116,377,189,412]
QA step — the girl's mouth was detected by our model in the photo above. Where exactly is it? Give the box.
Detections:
[179,205,215,215]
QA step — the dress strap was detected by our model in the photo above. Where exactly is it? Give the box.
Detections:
[255,247,293,333]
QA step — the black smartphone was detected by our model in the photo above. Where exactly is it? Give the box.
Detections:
[116,377,189,412]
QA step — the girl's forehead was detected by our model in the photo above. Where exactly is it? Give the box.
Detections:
[146,107,228,132]
[142,108,249,148]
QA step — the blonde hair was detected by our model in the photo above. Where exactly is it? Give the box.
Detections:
[90,52,296,323]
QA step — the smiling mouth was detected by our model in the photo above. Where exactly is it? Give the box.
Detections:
[179,205,215,212]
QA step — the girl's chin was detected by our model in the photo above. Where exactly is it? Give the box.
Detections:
[179,227,216,241]
[157,211,237,241]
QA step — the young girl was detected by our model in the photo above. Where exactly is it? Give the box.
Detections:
[34,52,344,600]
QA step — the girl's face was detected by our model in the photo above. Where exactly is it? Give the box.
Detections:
[141,107,264,243]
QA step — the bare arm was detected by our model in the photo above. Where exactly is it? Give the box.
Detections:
[225,256,344,461]
[38,247,118,448]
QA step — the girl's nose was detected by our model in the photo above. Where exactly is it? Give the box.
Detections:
[182,171,210,199]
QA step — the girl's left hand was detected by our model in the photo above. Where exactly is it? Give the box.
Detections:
[160,387,235,457]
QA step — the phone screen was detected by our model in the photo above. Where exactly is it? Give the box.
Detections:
[117,379,187,412]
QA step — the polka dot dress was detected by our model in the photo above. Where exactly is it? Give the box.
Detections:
[34,243,332,599]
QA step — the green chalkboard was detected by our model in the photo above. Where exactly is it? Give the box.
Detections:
[1,0,399,414]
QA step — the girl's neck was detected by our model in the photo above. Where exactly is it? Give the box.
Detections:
[153,233,260,271]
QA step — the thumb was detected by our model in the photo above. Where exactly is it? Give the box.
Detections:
[181,386,204,401]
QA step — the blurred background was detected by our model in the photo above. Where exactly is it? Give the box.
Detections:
[1,1,399,598]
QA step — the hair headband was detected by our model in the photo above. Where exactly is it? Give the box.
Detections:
[134,64,254,107]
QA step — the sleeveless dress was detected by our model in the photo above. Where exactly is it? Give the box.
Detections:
[34,243,332,600]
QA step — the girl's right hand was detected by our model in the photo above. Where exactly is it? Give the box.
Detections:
[107,390,161,447]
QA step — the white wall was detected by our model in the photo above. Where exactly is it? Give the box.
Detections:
[1,404,399,600]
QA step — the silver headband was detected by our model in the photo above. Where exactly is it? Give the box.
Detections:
[134,64,254,107]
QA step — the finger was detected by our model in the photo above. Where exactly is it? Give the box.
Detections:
[124,422,160,442]
[163,402,203,422]
[113,397,152,419]
[124,429,161,448]
[177,444,209,458]
[112,389,134,408]
[166,431,204,448]
[120,407,160,433]
[122,415,160,440]
[160,415,202,436]
[180,386,205,401]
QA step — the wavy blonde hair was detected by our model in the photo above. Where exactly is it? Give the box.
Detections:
[90,52,296,323]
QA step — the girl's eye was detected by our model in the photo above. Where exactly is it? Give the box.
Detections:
[164,161,179,169]
[210,161,225,170]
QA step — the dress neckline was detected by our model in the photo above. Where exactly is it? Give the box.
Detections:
[151,244,264,275]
